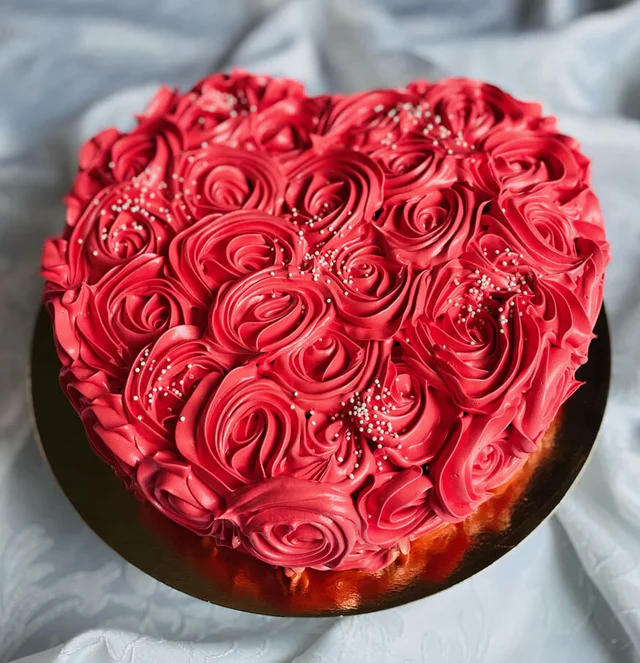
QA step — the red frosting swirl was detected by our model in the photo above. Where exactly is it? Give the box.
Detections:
[357,467,441,547]
[81,393,151,481]
[376,182,478,267]
[315,88,422,152]
[260,323,385,410]
[511,343,582,453]
[366,350,456,467]
[371,141,458,205]
[220,476,361,570]
[431,410,526,521]
[243,95,325,161]
[48,255,200,380]
[208,268,333,357]
[168,70,311,150]
[168,210,307,306]
[176,365,304,493]
[43,72,609,573]
[292,414,376,488]
[483,129,590,198]
[523,271,594,353]
[66,118,185,224]
[409,260,543,413]
[325,226,414,340]
[123,325,231,449]
[171,145,286,224]
[137,451,223,536]
[412,78,548,152]
[59,363,111,414]
[477,194,602,278]
[43,182,178,291]
[283,148,384,249]
[463,230,596,352]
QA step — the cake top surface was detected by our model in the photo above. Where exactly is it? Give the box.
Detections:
[42,70,608,572]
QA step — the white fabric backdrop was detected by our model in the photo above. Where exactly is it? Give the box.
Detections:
[1,1,640,661]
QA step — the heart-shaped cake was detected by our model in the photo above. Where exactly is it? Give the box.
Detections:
[41,70,609,573]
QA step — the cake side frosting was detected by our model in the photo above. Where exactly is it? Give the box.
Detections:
[42,71,609,572]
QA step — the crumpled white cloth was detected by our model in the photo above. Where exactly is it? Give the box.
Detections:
[1,0,640,661]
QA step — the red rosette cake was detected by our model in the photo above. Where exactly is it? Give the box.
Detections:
[41,70,609,573]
